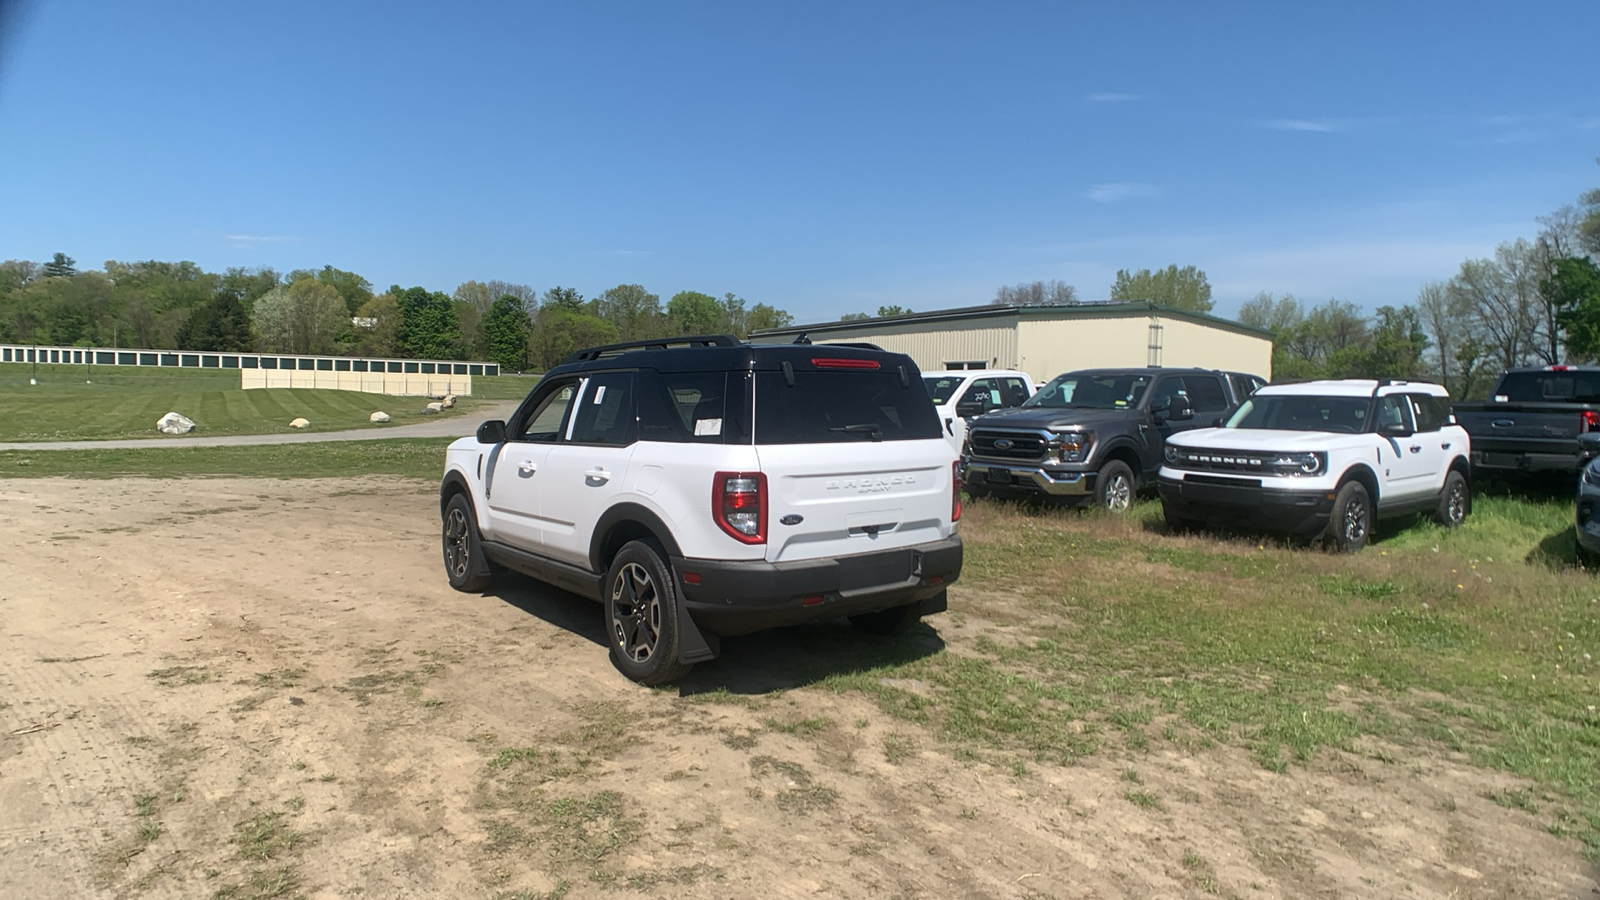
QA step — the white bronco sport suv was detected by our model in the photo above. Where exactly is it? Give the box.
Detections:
[1157,379,1472,552]
[439,335,964,684]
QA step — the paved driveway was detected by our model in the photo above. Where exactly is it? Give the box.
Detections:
[0,401,521,451]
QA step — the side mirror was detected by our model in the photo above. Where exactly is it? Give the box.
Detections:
[477,419,507,444]
[1169,400,1195,422]
[1379,422,1412,439]
[1579,432,1600,459]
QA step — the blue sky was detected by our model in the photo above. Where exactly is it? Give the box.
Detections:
[2,1,1596,323]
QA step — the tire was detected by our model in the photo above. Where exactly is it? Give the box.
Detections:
[849,602,921,636]
[1095,460,1136,512]
[604,540,693,686]
[1323,481,1372,553]
[442,493,496,592]
[1433,470,1469,528]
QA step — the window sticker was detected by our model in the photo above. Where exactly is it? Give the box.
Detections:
[593,385,607,404]
[694,418,723,436]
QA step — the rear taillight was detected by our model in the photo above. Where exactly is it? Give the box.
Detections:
[714,471,766,544]
[1584,410,1599,433]
[952,461,963,523]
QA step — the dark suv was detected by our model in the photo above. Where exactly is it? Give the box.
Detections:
[964,367,1265,509]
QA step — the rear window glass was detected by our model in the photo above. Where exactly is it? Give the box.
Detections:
[923,375,964,404]
[755,371,942,444]
[1498,372,1600,403]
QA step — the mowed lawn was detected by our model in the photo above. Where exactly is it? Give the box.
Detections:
[0,362,539,441]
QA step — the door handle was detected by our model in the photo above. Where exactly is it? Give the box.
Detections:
[584,467,610,485]
[1442,442,1451,450]
[1408,445,1422,454]
[517,460,537,475]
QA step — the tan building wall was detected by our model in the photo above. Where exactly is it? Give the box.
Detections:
[1016,316,1155,380]
[241,369,472,396]
[755,304,1273,382]
[783,314,1021,371]
[1154,316,1273,379]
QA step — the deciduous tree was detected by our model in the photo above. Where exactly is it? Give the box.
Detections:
[994,280,1077,306]
[483,294,534,371]
[391,285,461,359]
[1109,265,1213,313]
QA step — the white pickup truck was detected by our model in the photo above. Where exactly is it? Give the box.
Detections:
[1157,379,1472,552]
[922,369,1035,457]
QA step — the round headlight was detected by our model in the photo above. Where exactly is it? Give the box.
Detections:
[1164,445,1179,463]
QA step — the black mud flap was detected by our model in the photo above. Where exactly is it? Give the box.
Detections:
[918,589,948,617]
[677,595,720,665]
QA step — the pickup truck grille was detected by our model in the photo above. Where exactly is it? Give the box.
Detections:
[969,429,1050,462]
[1167,448,1270,474]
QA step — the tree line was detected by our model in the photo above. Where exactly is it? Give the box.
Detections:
[0,255,794,372]
[1240,169,1600,395]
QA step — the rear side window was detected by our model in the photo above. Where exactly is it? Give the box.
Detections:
[1183,375,1230,412]
[1409,394,1445,432]
[1497,371,1600,402]
[569,373,636,445]
[754,370,942,444]
[1000,378,1031,406]
[635,371,750,444]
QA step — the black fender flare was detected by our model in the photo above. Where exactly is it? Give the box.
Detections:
[589,503,685,574]
[440,470,473,516]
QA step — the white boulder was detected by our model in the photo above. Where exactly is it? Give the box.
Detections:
[289,417,310,429]
[441,394,457,409]
[369,411,391,424]
[156,412,195,435]
[423,402,444,414]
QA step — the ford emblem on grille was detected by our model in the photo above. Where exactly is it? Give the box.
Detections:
[779,514,804,526]
[994,438,1014,449]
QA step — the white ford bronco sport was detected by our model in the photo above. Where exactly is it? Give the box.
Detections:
[439,335,964,684]
[1157,379,1472,552]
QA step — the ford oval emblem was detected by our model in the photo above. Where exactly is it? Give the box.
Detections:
[994,438,1014,449]
[780,514,804,526]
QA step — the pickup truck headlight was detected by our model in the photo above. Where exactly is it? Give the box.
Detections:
[1052,431,1093,464]
[1584,463,1600,487]
[1269,451,1326,476]
[1164,445,1180,464]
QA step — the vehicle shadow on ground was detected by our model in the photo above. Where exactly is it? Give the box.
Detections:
[677,619,945,696]
[486,575,609,647]
[482,573,947,694]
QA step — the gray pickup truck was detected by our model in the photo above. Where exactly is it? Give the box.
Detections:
[964,367,1264,509]
[1454,366,1600,475]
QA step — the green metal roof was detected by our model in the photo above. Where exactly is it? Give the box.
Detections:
[752,301,1273,340]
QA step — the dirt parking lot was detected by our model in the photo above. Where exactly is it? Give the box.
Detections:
[2,477,1597,899]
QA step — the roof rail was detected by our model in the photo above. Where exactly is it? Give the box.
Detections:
[815,341,885,351]
[565,334,741,363]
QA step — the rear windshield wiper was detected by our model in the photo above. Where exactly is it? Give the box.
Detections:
[829,423,883,442]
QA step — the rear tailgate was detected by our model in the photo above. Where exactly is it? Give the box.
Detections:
[757,440,955,563]
[1456,404,1586,456]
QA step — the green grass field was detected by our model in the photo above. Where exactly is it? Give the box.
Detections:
[0,362,537,441]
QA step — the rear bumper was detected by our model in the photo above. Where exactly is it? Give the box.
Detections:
[1158,476,1334,536]
[965,461,1095,498]
[672,536,962,636]
[1471,449,1579,472]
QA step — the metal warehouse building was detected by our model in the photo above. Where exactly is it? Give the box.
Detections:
[752,301,1274,381]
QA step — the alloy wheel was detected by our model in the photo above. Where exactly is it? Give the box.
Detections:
[445,508,470,578]
[611,562,662,664]
[1447,482,1467,525]
[1343,495,1368,544]
[1105,474,1132,511]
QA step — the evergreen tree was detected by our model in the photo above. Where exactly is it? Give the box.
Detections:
[42,252,77,278]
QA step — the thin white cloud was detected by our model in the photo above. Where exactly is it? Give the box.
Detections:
[1086,182,1162,203]
[225,233,298,247]
[1260,119,1335,133]
[1086,92,1138,103]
